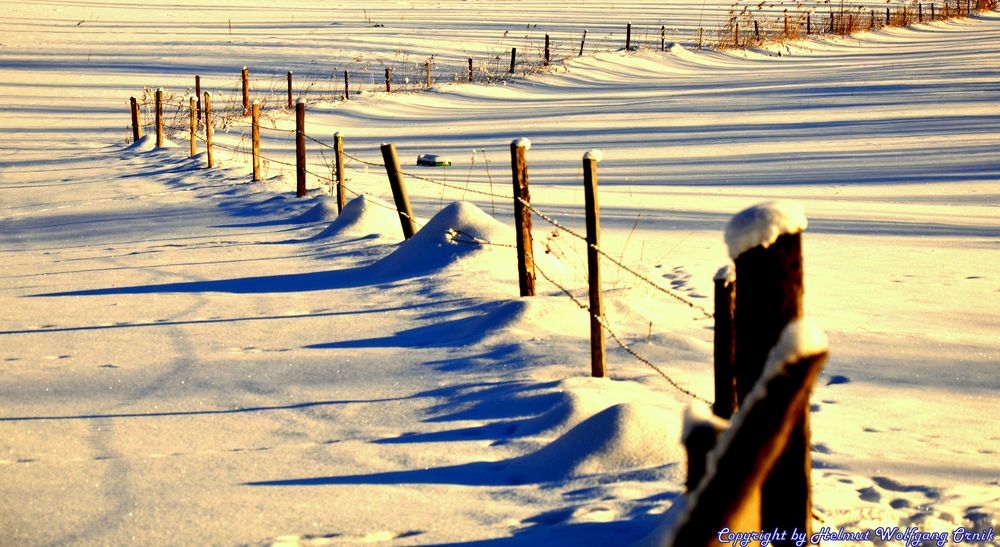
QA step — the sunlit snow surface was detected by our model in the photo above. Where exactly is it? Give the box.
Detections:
[0,1,997,545]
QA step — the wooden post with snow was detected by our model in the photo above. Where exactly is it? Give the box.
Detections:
[510,138,536,297]
[683,407,728,491]
[544,34,550,66]
[726,202,811,541]
[509,48,517,74]
[203,92,214,168]
[154,88,164,148]
[713,266,737,419]
[295,99,306,197]
[344,70,350,100]
[189,96,197,157]
[425,60,432,89]
[130,97,142,142]
[334,132,346,213]
[626,22,632,50]
[380,143,416,239]
[287,71,293,109]
[251,100,261,181]
[241,66,250,116]
[664,322,828,547]
[583,150,606,378]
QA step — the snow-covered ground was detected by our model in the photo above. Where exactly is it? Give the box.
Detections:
[1,1,997,545]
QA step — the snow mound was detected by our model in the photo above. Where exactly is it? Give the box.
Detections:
[290,195,340,224]
[505,402,683,482]
[371,201,514,278]
[308,195,397,239]
[724,201,807,259]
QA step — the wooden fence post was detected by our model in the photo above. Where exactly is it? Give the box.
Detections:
[931,3,936,19]
[334,132,346,213]
[754,20,760,41]
[130,96,142,142]
[385,68,392,93]
[380,143,417,239]
[583,150,606,378]
[919,3,924,22]
[295,99,306,197]
[154,88,164,148]
[734,21,740,47]
[626,21,632,50]
[251,100,261,181]
[468,58,474,82]
[509,47,517,74]
[807,13,812,34]
[661,25,666,50]
[579,29,587,56]
[189,96,197,157]
[698,27,704,49]
[203,91,214,168]
[195,75,201,125]
[425,60,432,88]
[871,10,876,30]
[714,266,737,419]
[726,202,810,541]
[241,66,250,116]
[344,70,350,100]
[544,34,550,66]
[287,71,293,109]
[684,409,728,491]
[887,7,891,25]
[509,138,536,298]
[784,11,789,37]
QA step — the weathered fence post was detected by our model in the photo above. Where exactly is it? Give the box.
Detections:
[830,11,836,32]
[130,96,142,142]
[241,66,250,116]
[509,138,536,298]
[871,10,876,30]
[295,99,306,197]
[509,47,517,74]
[714,265,737,419]
[919,3,924,22]
[807,13,812,34]
[425,60,432,88]
[380,143,417,239]
[626,21,632,50]
[698,27,704,49]
[344,70,350,100]
[385,68,392,93]
[583,150,606,378]
[661,25,666,50]
[784,11,789,37]
[544,34,550,66]
[203,91,214,168]
[468,58,474,82]
[754,20,760,41]
[726,201,810,542]
[195,75,201,124]
[287,71,293,109]
[334,132,346,213]
[734,21,740,47]
[189,96,197,157]
[580,29,587,56]
[684,407,729,491]
[154,88,164,148]
[931,2,936,19]
[251,100,261,181]
[887,7,892,25]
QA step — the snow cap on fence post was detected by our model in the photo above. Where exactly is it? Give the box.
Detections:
[510,137,535,297]
[724,201,807,260]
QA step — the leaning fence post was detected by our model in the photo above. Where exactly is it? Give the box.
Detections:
[241,66,250,116]
[203,91,214,168]
[251,100,261,181]
[726,201,810,539]
[509,47,517,74]
[154,88,164,148]
[510,138,536,298]
[380,143,417,239]
[583,149,606,378]
[130,96,142,142]
[287,71,293,109]
[544,34,550,66]
[579,29,587,56]
[195,75,201,124]
[714,265,737,419]
[295,99,306,197]
[334,132,346,213]
[189,96,197,157]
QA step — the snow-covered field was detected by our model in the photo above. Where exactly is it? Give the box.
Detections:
[1,1,997,545]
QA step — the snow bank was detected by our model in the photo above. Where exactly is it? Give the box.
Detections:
[371,201,513,278]
[724,201,807,259]
[307,195,397,239]
[289,195,340,224]
[505,402,683,482]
